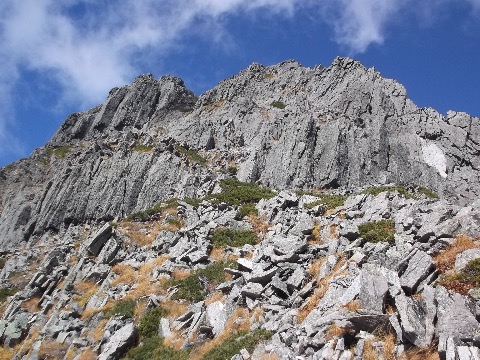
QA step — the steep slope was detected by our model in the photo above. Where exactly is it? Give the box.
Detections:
[0,57,479,251]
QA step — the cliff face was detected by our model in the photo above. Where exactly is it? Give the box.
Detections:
[0,57,479,250]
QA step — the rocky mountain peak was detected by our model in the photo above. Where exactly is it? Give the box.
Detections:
[0,57,480,359]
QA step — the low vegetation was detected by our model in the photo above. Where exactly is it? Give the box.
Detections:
[236,203,258,219]
[362,185,414,199]
[208,178,276,206]
[167,260,236,302]
[202,329,272,360]
[106,299,136,318]
[175,145,207,166]
[417,186,439,200]
[0,287,18,303]
[304,194,348,210]
[211,228,258,247]
[271,100,286,109]
[438,258,480,295]
[126,335,188,360]
[126,198,179,221]
[138,307,168,338]
[46,145,72,159]
[133,144,154,153]
[358,220,395,244]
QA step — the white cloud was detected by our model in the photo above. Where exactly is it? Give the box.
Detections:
[320,0,408,53]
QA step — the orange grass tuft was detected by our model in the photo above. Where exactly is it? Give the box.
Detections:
[434,235,479,274]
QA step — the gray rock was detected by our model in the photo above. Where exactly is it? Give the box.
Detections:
[98,322,137,360]
[455,249,480,272]
[358,264,389,313]
[206,301,227,336]
[86,223,112,256]
[241,283,264,299]
[97,237,120,264]
[400,250,434,293]
[2,311,30,347]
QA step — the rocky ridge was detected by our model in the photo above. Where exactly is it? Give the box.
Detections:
[0,57,479,359]
[0,57,479,251]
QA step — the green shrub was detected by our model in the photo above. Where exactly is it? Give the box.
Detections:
[362,186,414,199]
[47,146,72,159]
[175,145,207,166]
[138,307,168,339]
[133,145,154,153]
[438,258,480,295]
[358,220,395,244]
[236,203,258,219]
[417,186,439,200]
[207,178,275,206]
[107,299,136,318]
[304,194,348,210]
[271,101,286,109]
[127,198,179,221]
[167,260,236,302]
[211,228,258,247]
[0,287,18,303]
[126,336,188,360]
[203,329,272,360]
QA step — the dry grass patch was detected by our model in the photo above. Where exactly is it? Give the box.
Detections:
[330,224,338,238]
[21,297,40,312]
[363,332,397,360]
[434,235,479,274]
[298,257,346,323]
[248,214,272,236]
[308,258,327,278]
[111,264,136,286]
[73,280,99,307]
[91,319,108,342]
[297,277,329,323]
[307,223,323,244]
[39,340,69,359]
[0,346,17,360]
[205,291,226,305]
[171,268,192,280]
[160,298,189,318]
[401,344,440,360]
[325,323,352,341]
[77,348,98,360]
[343,299,361,313]
[209,247,226,261]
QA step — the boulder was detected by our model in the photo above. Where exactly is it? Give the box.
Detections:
[98,322,137,360]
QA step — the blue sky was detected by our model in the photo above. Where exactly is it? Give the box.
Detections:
[0,0,479,167]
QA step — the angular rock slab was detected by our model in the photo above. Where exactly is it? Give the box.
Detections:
[86,223,112,256]
[400,250,434,293]
[455,249,480,272]
[98,322,137,360]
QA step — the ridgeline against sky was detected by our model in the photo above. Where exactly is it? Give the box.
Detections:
[0,0,479,167]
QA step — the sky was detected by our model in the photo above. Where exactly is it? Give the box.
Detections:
[0,0,479,167]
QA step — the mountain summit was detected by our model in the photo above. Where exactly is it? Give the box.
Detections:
[0,58,480,359]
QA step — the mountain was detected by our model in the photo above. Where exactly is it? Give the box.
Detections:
[0,57,479,359]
